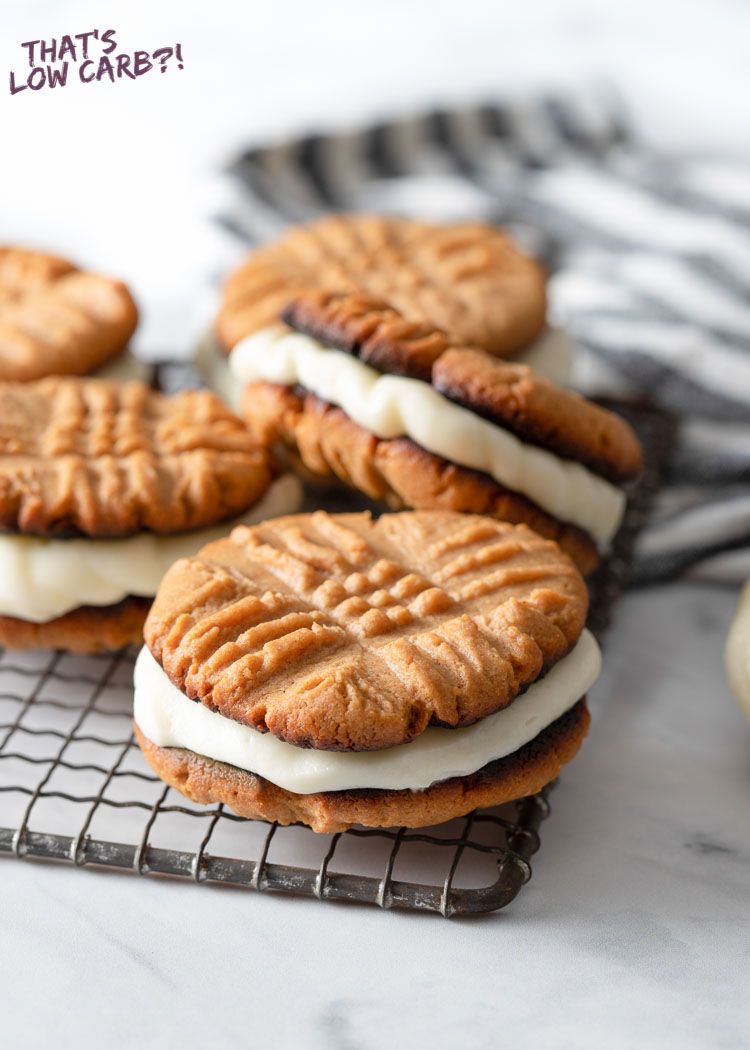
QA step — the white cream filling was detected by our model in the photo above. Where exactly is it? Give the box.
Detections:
[0,475,303,623]
[134,629,599,794]
[230,327,625,546]
[198,325,576,414]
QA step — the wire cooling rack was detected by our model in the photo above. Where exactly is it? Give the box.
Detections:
[0,403,672,916]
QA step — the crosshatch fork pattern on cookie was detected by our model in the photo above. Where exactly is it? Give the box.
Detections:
[0,377,270,538]
[0,402,671,916]
[148,509,585,753]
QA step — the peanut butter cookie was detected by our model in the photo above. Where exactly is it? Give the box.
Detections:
[215,215,546,356]
[136,509,596,831]
[0,247,138,381]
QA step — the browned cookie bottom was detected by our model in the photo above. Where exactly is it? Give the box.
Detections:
[0,596,151,652]
[242,381,600,575]
[135,699,589,833]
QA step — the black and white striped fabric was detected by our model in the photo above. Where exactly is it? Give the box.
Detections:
[215,91,750,585]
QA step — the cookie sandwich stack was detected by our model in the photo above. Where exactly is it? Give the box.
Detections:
[231,290,642,574]
[134,509,601,832]
[0,246,143,382]
[0,377,301,651]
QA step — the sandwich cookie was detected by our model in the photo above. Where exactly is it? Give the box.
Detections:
[230,292,643,574]
[0,246,143,382]
[135,509,599,832]
[202,214,577,408]
[0,377,302,651]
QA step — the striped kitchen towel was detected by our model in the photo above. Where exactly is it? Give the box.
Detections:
[214,90,750,585]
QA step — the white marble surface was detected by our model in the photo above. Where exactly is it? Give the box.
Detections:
[3,582,748,1049]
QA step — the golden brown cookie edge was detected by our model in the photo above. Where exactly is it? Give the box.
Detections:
[0,596,150,652]
[144,496,589,753]
[0,270,140,382]
[242,381,600,575]
[432,347,643,482]
[135,699,589,833]
[279,291,641,481]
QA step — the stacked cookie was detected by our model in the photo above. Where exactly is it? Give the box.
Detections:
[0,377,301,651]
[0,246,142,382]
[229,291,641,573]
[127,213,633,832]
[201,214,578,405]
[135,509,600,832]
[0,220,628,837]
[209,216,641,572]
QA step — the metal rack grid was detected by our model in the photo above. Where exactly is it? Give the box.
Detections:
[0,403,672,916]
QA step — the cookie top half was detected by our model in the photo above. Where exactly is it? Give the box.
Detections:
[0,246,138,381]
[280,290,643,483]
[215,214,547,356]
[0,377,272,538]
[144,509,589,752]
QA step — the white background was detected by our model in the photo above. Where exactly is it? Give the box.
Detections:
[2,3,750,1048]
[2,0,750,352]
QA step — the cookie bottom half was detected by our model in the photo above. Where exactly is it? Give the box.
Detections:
[242,382,600,575]
[0,596,150,652]
[134,699,590,833]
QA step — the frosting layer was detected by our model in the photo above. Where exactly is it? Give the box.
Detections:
[0,475,302,622]
[230,327,624,545]
[134,629,600,794]
[200,325,576,413]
